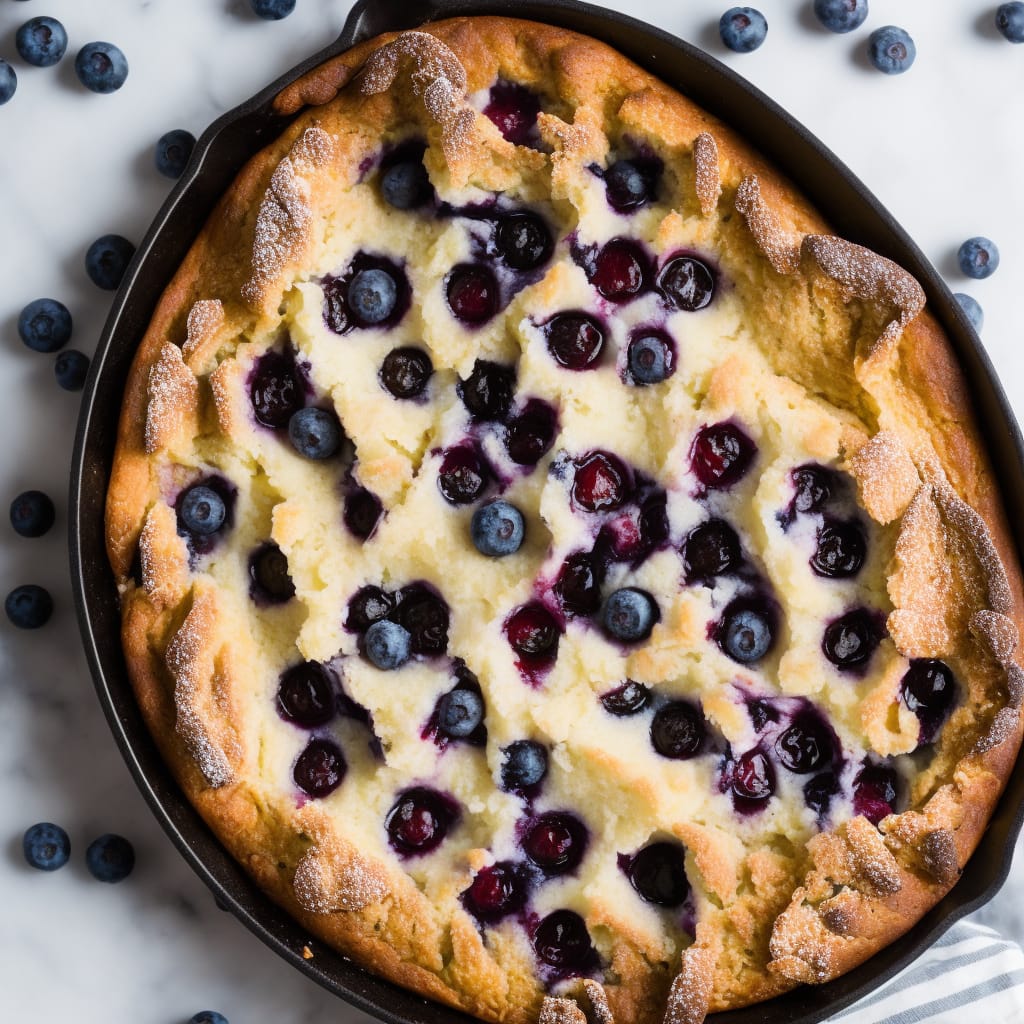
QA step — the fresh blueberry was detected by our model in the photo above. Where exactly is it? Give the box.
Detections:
[446,264,499,323]
[483,81,541,146]
[958,237,1000,280]
[554,551,604,617]
[500,740,548,790]
[719,7,768,52]
[462,862,528,922]
[178,485,226,536]
[154,129,196,179]
[626,842,689,906]
[627,332,674,385]
[16,17,68,67]
[386,787,458,855]
[822,608,882,669]
[718,599,774,664]
[5,584,53,629]
[681,519,742,582]
[393,584,450,655]
[601,681,651,717]
[458,360,516,421]
[380,347,432,399]
[249,543,295,604]
[250,0,295,18]
[813,0,868,33]
[288,407,343,460]
[345,585,394,633]
[381,159,431,209]
[277,662,335,728]
[364,619,412,670]
[85,833,135,883]
[18,298,72,353]
[658,255,715,311]
[533,910,594,971]
[75,41,129,93]
[690,423,756,489]
[545,312,605,370]
[954,293,984,332]
[190,1014,229,1024]
[506,399,557,465]
[811,520,866,578]
[602,588,658,643]
[604,159,653,212]
[868,26,916,74]
[293,738,347,798]
[22,822,70,871]
[10,490,55,538]
[650,701,706,759]
[997,2,1024,42]
[437,688,485,739]
[495,212,552,271]
[344,487,383,541]
[471,500,525,557]
[54,350,89,391]
[524,812,588,874]
[85,234,135,290]
[348,268,398,325]
[0,60,16,106]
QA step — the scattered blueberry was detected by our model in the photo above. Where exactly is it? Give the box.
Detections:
[378,346,433,399]
[719,7,768,52]
[718,599,774,664]
[790,465,834,516]
[804,771,839,817]
[190,1014,229,1024]
[867,26,916,74]
[554,551,604,617]
[545,312,605,370]
[288,407,343,460]
[386,787,458,855]
[627,332,674,384]
[363,619,412,670]
[601,680,651,717]
[16,16,68,67]
[85,833,135,883]
[506,399,557,465]
[682,519,742,582]
[22,822,70,871]
[589,238,649,302]
[822,608,882,669]
[853,762,900,824]
[75,41,129,93]
[446,264,499,323]
[602,588,658,643]
[155,129,196,178]
[958,237,1000,280]
[18,298,72,353]
[505,602,561,662]
[348,268,398,325]
[500,740,548,790]
[178,485,226,536]
[811,520,866,578]
[10,491,55,539]
[344,487,383,541]
[650,701,706,759]
[458,360,515,421]
[813,0,868,33]
[437,688,485,739]
[85,234,135,290]
[277,662,335,728]
[954,293,984,332]
[345,585,394,632]
[690,423,756,489]
[249,543,295,604]
[5,584,53,629]
[54,349,89,391]
[293,738,347,798]
[495,212,552,271]
[573,451,631,513]
[627,842,689,907]
[997,2,1024,42]
[250,0,296,18]
[658,254,715,311]
[524,812,588,874]
[462,862,527,922]
[533,910,594,971]
[0,60,16,106]
[471,500,525,557]
[381,159,432,209]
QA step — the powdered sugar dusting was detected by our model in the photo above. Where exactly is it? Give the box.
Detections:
[734,176,800,274]
[693,133,720,217]
[145,343,199,454]
[183,298,225,369]
[138,501,189,607]
[768,903,837,984]
[844,817,901,894]
[848,430,920,525]
[582,980,614,1024]
[293,839,389,914]
[970,609,1019,665]
[663,945,715,1024]
[539,998,587,1024]
[975,706,1020,753]
[919,829,959,885]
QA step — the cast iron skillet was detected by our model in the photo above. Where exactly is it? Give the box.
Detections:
[70,1,1024,1021]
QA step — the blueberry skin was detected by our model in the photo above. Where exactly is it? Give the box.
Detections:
[16,17,68,68]
[868,26,916,74]
[179,485,227,536]
[0,60,16,106]
[10,490,55,538]
[500,740,548,790]
[288,407,343,460]
[22,822,70,871]
[628,335,671,384]
[55,349,90,391]
[958,237,1000,280]
[437,689,485,738]
[85,833,135,883]
[954,293,984,332]
[381,161,431,209]
[85,234,135,290]
[719,8,768,53]
[5,585,53,629]
[18,298,72,353]
[348,268,398,325]
[75,42,129,93]
[471,501,525,557]
[155,129,196,179]
[813,0,868,33]
[997,2,1024,42]
[602,588,657,643]
[604,160,649,210]
[364,619,412,670]
[190,1015,229,1024]
[251,0,296,18]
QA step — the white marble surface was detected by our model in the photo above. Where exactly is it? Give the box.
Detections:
[1,1,1023,1021]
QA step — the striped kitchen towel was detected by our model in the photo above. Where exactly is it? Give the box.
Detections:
[831,920,1024,1023]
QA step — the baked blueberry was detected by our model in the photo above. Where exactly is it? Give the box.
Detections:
[997,2,1024,42]
[602,588,658,643]
[471,500,526,557]
[867,26,916,74]
[681,519,742,582]
[495,213,553,271]
[533,910,594,971]
[0,60,16,106]
[813,0,868,33]
[717,599,775,664]
[249,543,295,603]
[804,771,839,817]
[572,451,631,512]
[5,585,53,629]
[288,407,343,459]
[364,620,412,670]
[85,834,135,883]
[545,312,604,370]
[250,0,295,18]
[690,423,756,489]
[85,234,135,290]
[651,701,706,759]
[719,8,768,52]
[345,585,394,632]
[589,239,649,302]
[22,822,70,871]
[853,762,900,824]
[10,490,55,538]
[293,738,346,798]
[822,608,882,669]
[776,710,835,774]
[500,740,549,790]
[958,237,1000,280]
[438,446,490,505]
[658,255,715,311]
[811,520,866,578]
[506,602,561,662]
[900,658,957,741]
[16,17,68,67]
[380,347,433,399]
[554,551,604,616]
[604,159,655,212]
[75,42,129,93]
[446,264,499,323]
[462,862,528,922]
[249,349,303,428]
[54,350,89,391]
[483,81,541,146]
[344,487,383,541]
[381,159,432,209]
[394,584,450,655]
[791,465,833,514]
[728,749,775,804]
[155,129,196,179]
[18,298,72,353]
[506,400,557,465]
[458,360,516,421]
[437,688,485,739]
[524,812,588,873]
[601,681,651,716]
[386,787,458,855]
[627,332,674,385]
[954,293,984,332]
[627,842,689,906]
[178,485,226,536]
[277,662,335,727]
[349,268,399,325]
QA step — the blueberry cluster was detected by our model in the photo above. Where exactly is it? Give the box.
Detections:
[22,822,135,882]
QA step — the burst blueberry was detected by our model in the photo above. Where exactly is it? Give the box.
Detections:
[250,0,296,18]
[446,264,499,323]
[364,619,412,670]
[54,350,89,391]
[471,500,525,557]
[719,7,768,52]
[0,60,16,106]
[85,234,135,290]
[10,490,55,539]
[958,237,1000,280]
[178,485,226,536]
[627,333,674,384]
[18,298,72,353]
[16,16,68,67]
[533,910,594,971]
[506,400,557,465]
[997,2,1024,42]
[381,159,432,209]
[6,584,53,629]
[437,688,485,739]
[394,585,450,655]
[344,487,383,540]
[602,588,657,643]
[545,312,604,370]
[658,255,715,311]
[348,268,398,325]
[345,585,394,632]
[601,681,651,717]
[386,787,458,855]
[458,360,515,421]
[627,842,689,907]
[811,520,866,578]
[868,26,916,74]
[682,519,742,582]
[554,551,604,617]
[277,662,335,727]
[500,740,549,790]
[813,0,868,33]
[288,407,343,460]
[22,822,70,871]
[155,129,196,179]
[380,347,432,399]
[249,543,295,603]
[75,41,129,93]
[954,293,984,332]
[85,833,135,883]
[524,812,588,873]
